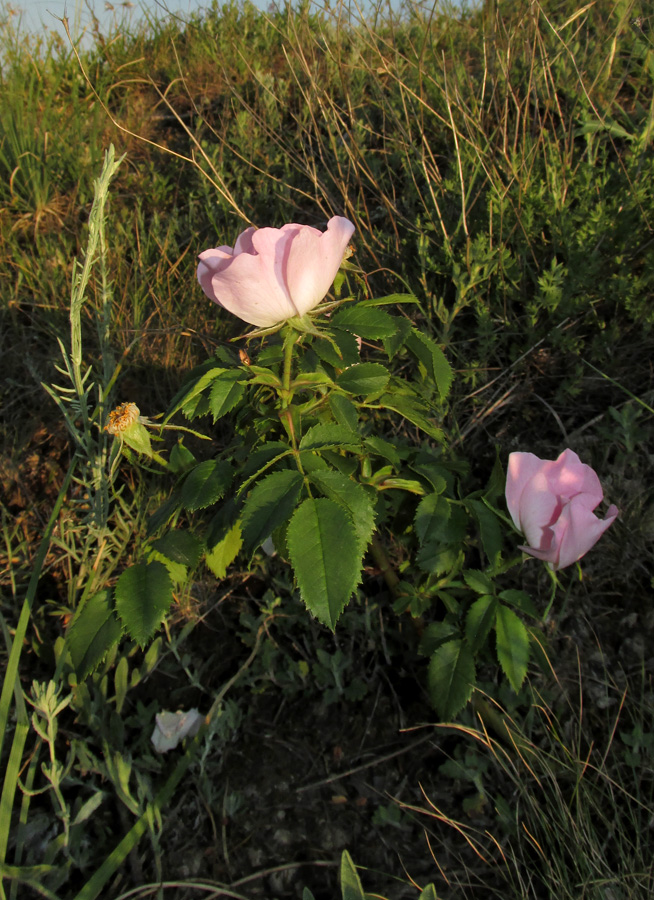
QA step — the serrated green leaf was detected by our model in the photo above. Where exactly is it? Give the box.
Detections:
[147,492,180,536]
[411,464,448,494]
[165,364,226,421]
[115,562,174,646]
[329,392,359,431]
[416,544,462,576]
[462,569,495,594]
[66,590,122,681]
[314,328,361,368]
[495,605,530,693]
[299,423,361,452]
[209,370,247,421]
[428,639,475,719]
[499,589,538,618]
[379,393,444,441]
[239,442,293,488]
[359,292,419,307]
[465,595,498,653]
[147,548,187,585]
[205,522,242,578]
[467,499,503,572]
[364,435,401,466]
[406,330,453,400]
[336,363,390,396]
[153,531,203,567]
[181,460,233,511]
[340,849,367,900]
[382,316,413,359]
[302,889,317,900]
[330,306,397,339]
[415,493,450,545]
[418,621,461,657]
[308,469,376,554]
[241,470,304,553]
[484,452,506,505]
[287,498,361,629]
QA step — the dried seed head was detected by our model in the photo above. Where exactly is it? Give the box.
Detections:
[105,402,140,435]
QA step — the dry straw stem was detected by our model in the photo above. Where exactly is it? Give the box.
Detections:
[61,17,251,226]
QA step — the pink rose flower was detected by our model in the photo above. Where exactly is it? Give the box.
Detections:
[197,216,355,327]
[506,449,618,570]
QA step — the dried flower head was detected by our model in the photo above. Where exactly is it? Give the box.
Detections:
[105,402,140,435]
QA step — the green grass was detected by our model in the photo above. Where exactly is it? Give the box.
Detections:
[0,0,653,897]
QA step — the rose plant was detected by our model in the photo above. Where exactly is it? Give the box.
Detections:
[76,216,618,719]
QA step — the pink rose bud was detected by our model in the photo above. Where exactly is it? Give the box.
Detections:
[197,216,355,327]
[506,449,618,570]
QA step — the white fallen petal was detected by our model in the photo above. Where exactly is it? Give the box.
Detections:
[151,708,203,753]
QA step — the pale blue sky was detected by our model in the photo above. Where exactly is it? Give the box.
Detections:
[3,0,474,45]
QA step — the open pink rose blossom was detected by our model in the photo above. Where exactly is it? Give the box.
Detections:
[197,216,355,327]
[506,449,618,570]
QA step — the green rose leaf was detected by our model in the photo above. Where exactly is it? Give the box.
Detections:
[181,459,233,511]
[66,590,122,680]
[462,569,495,595]
[465,594,498,653]
[241,469,304,553]
[336,363,390,397]
[415,493,450,545]
[153,530,203,568]
[330,306,397,339]
[467,498,503,572]
[428,639,475,719]
[329,393,359,432]
[115,562,174,647]
[287,498,361,629]
[299,424,361,452]
[406,329,453,401]
[495,605,530,693]
[209,370,248,421]
[378,393,444,441]
[308,469,377,555]
[205,522,243,578]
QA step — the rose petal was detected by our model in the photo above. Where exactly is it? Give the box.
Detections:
[506,452,550,532]
[543,449,604,508]
[284,216,355,315]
